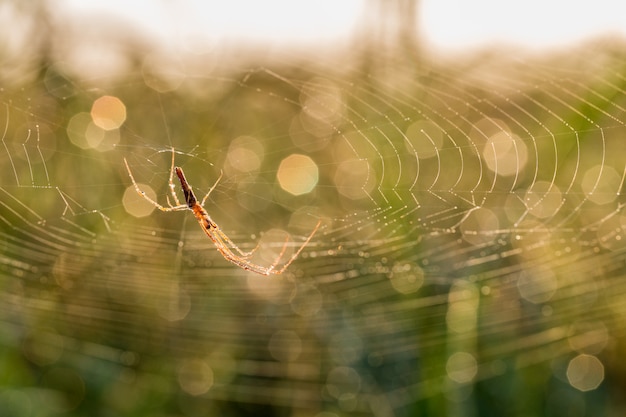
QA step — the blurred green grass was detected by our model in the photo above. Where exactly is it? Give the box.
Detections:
[1,5,626,416]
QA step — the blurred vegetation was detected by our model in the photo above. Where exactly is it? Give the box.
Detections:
[1,1,626,417]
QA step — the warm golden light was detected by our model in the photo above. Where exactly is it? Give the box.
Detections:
[123,184,157,217]
[91,95,126,130]
[277,154,319,196]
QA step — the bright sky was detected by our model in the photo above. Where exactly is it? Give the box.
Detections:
[61,0,362,47]
[60,0,626,52]
[420,0,626,51]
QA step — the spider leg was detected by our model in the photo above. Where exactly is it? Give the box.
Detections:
[199,219,321,275]
[174,160,321,275]
[167,148,182,208]
[200,169,224,207]
[265,234,291,273]
[272,219,322,274]
[225,220,322,274]
[124,158,187,212]
[214,227,261,258]
[202,226,276,275]
[220,250,279,276]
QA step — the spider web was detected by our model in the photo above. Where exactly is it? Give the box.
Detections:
[1,13,626,417]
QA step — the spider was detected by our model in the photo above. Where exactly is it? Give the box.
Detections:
[123,151,321,275]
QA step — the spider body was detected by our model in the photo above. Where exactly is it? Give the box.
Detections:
[175,167,197,207]
[124,151,320,275]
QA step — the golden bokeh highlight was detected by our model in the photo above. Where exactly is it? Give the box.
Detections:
[67,111,120,152]
[524,181,562,219]
[567,354,604,392]
[581,165,620,205]
[66,112,93,149]
[517,268,558,304]
[91,95,126,130]
[469,117,511,147]
[247,268,289,301]
[85,122,120,151]
[21,328,64,366]
[277,154,319,196]
[177,359,214,396]
[334,158,374,200]
[482,131,528,177]
[226,135,265,174]
[290,112,333,152]
[460,207,499,246]
[446,352,478,384]
[123,184,157,217]
[389,263,424,294]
